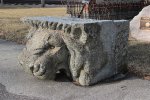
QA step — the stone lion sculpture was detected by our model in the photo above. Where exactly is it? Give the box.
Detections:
[19,17,129,86]
[18,24,71,80]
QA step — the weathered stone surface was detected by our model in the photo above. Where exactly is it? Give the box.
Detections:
[130,5,150,42]
[19,17,129,86]
[62,20,129,86]
[18,21,71,80]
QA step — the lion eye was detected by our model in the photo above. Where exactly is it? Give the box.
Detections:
[44,43,54,50]
[34,48,45,55]
[34,44,55,55]
[49,45,55,49]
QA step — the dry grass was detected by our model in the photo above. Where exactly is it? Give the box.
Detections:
[0,7,66,43]
[128,41,150,78]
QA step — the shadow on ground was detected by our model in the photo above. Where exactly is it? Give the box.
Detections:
[128,41,150,77]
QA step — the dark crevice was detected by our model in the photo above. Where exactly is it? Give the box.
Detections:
[55,69,72,82]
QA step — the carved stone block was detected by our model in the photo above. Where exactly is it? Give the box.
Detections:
[19,17,129,86]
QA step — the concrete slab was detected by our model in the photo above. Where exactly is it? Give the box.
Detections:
[0,39,150,100]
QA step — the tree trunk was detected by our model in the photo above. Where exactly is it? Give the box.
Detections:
[1,0,4,5]
[41,0,45,8]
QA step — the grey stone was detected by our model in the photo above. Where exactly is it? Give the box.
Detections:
[18,24,71,80]
[19,17,129,86]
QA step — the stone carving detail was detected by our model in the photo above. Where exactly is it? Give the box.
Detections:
[62,23,108,85]
[19,17,129,86]
[18,23,71,80]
